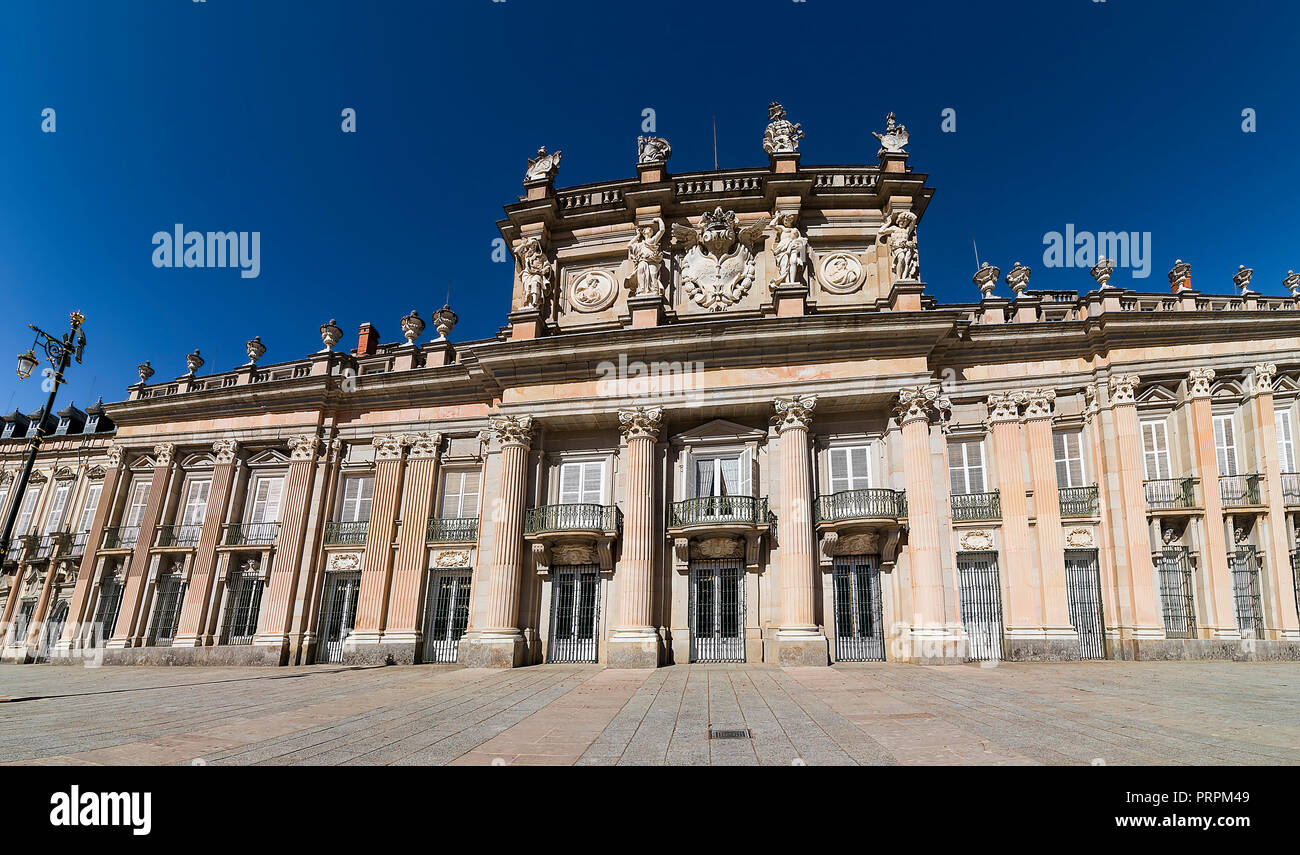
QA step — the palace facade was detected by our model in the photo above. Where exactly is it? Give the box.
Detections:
[3,106,1300,669]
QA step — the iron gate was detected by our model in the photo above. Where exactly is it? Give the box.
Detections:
[423,570,471,663]
[318,573,361,663]
[91,577,124,642]
[221,573,264,645]
[1064,549,1106,659]
[1157,547,1197,638]
[146,577,185,647]
[832,554,885,661]
[689,559,745,662]
[34,600,69,662]
[548,565,600,663]
[1229,547,1265,637]
[957,551,1004,661]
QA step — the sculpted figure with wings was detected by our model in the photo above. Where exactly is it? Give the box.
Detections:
[671,207,767,311]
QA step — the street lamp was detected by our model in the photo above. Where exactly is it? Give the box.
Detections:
[1,312,87,564]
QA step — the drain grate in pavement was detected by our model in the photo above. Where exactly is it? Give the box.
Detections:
[709,727,752,740]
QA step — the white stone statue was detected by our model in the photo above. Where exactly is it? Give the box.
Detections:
[762,102,804,154]
[768,212,809,288]
[637,136,672,165]
[873,112,909,156]
[514,236,552,310]
[524,146,562,183]
[878,210,919,282]
[627,217,667,296]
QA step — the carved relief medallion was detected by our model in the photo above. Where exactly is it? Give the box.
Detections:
[690,536,745,559]
[958,529,994,551]
[819,252,865,294]
[569,270,617,313]
[434,549,471,568]
[1064,527,1094,548]
[329,552,362,572]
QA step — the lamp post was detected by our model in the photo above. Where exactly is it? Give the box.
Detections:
[0,312,86,564]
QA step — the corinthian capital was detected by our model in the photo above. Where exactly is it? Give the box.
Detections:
[1109,373,1141,405]
[287,433,320,461]
[894,385,951,428]
[1250,363,1277,395]
[1022,388,1057,420]
[488,415,536,449]
[212,439,240,464]
[406,431,444,459]
[618,406,664,442]
[373,434,407,461]
[1187,368,1215,399]
[106,443,126,469]
[985,392,1024,424]
[152,443,176,467]
[772,395,817,432]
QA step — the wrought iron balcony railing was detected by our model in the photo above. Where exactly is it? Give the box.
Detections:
[324,520,370,546]
[950,491,1001,522]
[1058,485,1099,517]
[814,489,907,524]
[103,526,141,550]
[426,517,478,543]
[1283,473,1300,505]
[668,496,768,528]
[525,504,621,535]
[224,522,281,546]
[1144,477,1195,510]
[68,531,89,557]
[1219,474,1263,507]
[156,524,203,548]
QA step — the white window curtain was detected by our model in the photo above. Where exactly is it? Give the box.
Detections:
[693,453,752,498]
[948,439,985,495]
[339,475,374,522]
[1276,410,1296,473]
[77,484,103,531]
[44,484,72,533]
[558,461,604,505]
[1053,431,1086,488]
[1141,421,1171,481]
[1213,415,1238,476]
[439,469,481,518]
[829,445,872,493]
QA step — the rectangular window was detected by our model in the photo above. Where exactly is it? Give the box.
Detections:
[1276,410,1296,473]
[0,489,9,520]
[339,474,373,523]
[77,484,103,532]
[1214,414,1238,476]
[828,445,872,493]
[248,476,284,524]
[1053,431,1087,488]
[1141,421,1172,481]
[181,480,211,527]
[438,469,480,518]
[948,439,986,495]
[44,483,72,533]
[694,452,751,498]
[558,461,605,505]
[15,485,42,533]
[124,481,151,527]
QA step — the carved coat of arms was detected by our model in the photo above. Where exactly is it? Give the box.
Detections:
[672,208,767,311]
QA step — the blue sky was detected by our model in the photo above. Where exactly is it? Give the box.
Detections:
[1,0,1298,414]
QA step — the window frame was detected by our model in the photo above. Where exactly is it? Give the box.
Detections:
[1141,419,1172,481]
[948,438,986,496]
[1053,430,1087,488]
[437,468,481,519]
[826,444,873,494]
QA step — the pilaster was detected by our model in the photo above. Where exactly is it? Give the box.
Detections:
[56,446,124,652]
[1247,363,1300,637]
[173,440,240,647]
[609,406,663,668]
[350,434,408,650]
[1185,368,1240,638]
[109,444,176,648]
[1108,375,1166,640]
[987,393,1042,641]
[771,395,828,665]
[1022,390,1080,652]
[383,432,444,654]
[252,433,320,657]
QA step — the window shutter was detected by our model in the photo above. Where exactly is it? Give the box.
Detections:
[45,485,71,533]
[126,483,150,527]
[850,446,871,490]
[1215,416,1238,476]
[78,484,102,532]
[737,449,752,497]
[439,471,462,517]
[829,448,850,493]
[182,481,210,526]
[948,443,967,495]
[581,461,604,504]
[16,486,42,532]
[461,470,480,517]
[966,441,986,494]
[558,463,582,505]
[1276,411,1295,472]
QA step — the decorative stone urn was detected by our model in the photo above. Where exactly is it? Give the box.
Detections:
[137,361,155,384]
[185,349,204,375]
[319,319,343,352]
[432,304,458,341]
[400,310,425,344]
[245,336,266,365]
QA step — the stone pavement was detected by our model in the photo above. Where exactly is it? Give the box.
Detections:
[1,660,1298,766]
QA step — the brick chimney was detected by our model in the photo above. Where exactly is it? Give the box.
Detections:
[357,323,380,356]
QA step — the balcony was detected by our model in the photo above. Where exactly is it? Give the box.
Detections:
[1058,485,1099,518]
[951,491,1001,522]
[224,522,280,547]
[524,504,622,574]
[666,496,771,571]
[669,496,768,528]
[103,526,141,550]
[525,504,621,535]
[814,489,907,568]
[68,531,89,558]
[324,520,369,546]
[156,524,203,548]
[426,516,478,544]
[1144,477,1195,511]
[1219,474,1263,508]
[814,489,907,524]
[1283,473,1300,505]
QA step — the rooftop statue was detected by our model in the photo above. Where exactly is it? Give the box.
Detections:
[762,102,804,155]
[627,217,667,297]
[524,146,562,183]
[514,236,553,311]
[672,208,768,311]
[768,212,808,289]
[878,210,919,282]
[873,112,909,156]
[637,136,672,165]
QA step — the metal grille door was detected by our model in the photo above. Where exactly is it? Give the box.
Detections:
[1157,548,1197,638]
[221,574,264,644]
[689,559,745,662]
[957,551,1004,661]
[832,555,885,661]
[423,570,471,663]
[34,600,69,662]
[146,578,186,647]
[1230,547,1265,636]
[318,573,361,663]
[1064,549,1106,659]
[548,565,600,663]
[92,578,124,641]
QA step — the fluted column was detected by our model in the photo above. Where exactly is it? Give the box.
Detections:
[1108,375,1165,639]
[895,386,962,660]
[609,406,662,668]
[1186,368,1239,637]
[56,446,123,652]
[1247,363,1300,637]
[351,434,408,647]
[988,392,1041,642]
[253,433,320,657]
[384,431,442,650]
[1022,390,1079,647]
[174,440,239,647]
[109,444,176,648]
[772,395,828,665]
[464,415,534,668]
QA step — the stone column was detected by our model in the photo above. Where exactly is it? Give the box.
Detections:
[57,445,123,652]
[109,443,176,648]
[1022,389,1080,653]
[988,393,1042,645]
[772,395,829,665]
[1082,388,1122,636]
[253,433,320,659]
[383,431,443,657]
[1246,363,1300,637]
[895,386,963,660]
[1108,375,1165,641]
[350,435,407,652]
[174,440,239,647]
[609,406,663,668]
[463,415,534,668]
[1185,368,1239,637]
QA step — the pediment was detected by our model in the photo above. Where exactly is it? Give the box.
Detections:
[674,418,766,444]
[1211,380,1243,400]
[246,448,291,467]
[1273,373,1300,394]
[129,454,157,471]
[181,452,216,469]
[1135,384,1177,404]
